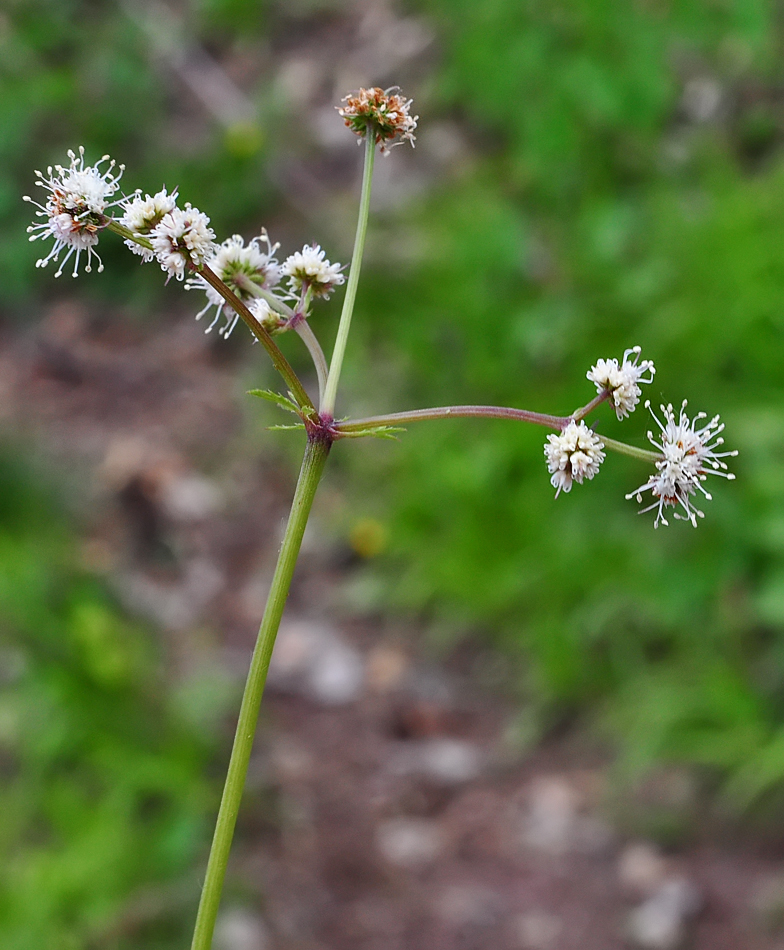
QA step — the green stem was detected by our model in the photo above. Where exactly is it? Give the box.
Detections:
[106,218,153,251]
[322,132,376,415]
[294,319,329,408]
[600,434,660,463]
[190,435,331,950]
[235,274,296,321]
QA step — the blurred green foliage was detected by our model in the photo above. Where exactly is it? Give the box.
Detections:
[0,447,212,949]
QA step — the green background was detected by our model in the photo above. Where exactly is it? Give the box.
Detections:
[3,0,784,945]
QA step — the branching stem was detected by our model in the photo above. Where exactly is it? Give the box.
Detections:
[335,400,661,464]
[571,389,610,422]
[235,274,296,321]
[234,274,328,405]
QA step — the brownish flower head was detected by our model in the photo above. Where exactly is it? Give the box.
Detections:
[337,86,418,153]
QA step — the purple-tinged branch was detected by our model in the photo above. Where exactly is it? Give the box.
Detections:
[570,389,610,422]
[335,405,570,433]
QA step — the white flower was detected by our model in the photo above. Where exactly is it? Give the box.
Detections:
[247,298,281,334]
[24,146,124,277]
[281,244,345,299]
[626,400,737,527]
[544,421,606,497]
[587,346,655,419]
[150,204,216,281]
[186,231,281,337]
[119,188,179,261]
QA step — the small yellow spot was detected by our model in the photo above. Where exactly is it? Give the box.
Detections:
[349,517,387,559]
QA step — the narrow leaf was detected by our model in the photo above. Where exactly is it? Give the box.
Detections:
[248,389,301,415]
[339,426,406,441]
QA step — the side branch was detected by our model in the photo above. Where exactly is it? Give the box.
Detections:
[571,390,610,422]
[335,405,571,433]
[198,265,317,418]
[234,273,329,408]
[334,400,662,464]
[293,320,329,407]
[599,435,660,463]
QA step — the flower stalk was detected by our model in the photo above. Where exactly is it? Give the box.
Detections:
[293,318,329,406]
[570,389,611,423]
[322,130,376,415]
[234,271,329,406]
[106,217,153,251]
[599,434,660,464]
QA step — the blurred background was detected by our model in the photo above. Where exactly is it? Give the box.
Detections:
[2,0,784,947]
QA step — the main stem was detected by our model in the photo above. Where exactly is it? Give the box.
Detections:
[322,132,376,415]
[190,435,331,950]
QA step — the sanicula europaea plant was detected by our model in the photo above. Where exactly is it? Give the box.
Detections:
[25,86,737,949]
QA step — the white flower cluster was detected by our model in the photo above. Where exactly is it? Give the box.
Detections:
[120,189,215,280]
[281,244,345,299]
[24,146,125,277]
[247,298,278,333]
[544,347,736,527]
[184,239,345,339]
[544,421,606,496]
[587,346,655,419]
[626,401,737,527]
[24,149,346,340]
[544,346,654,500]
[186,232,282,337]
[119,188,178,261]
[25,149,217,282]
[148,204,216,282]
